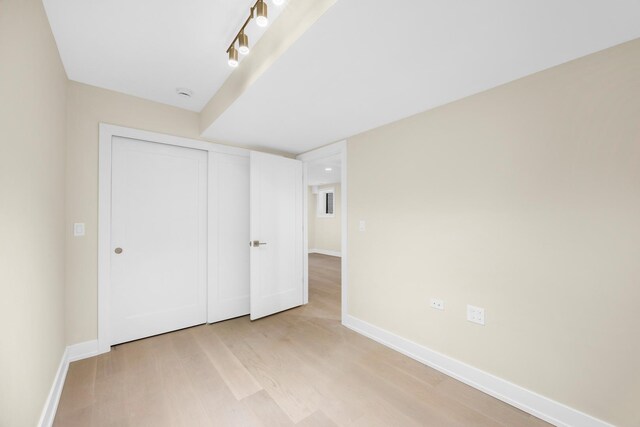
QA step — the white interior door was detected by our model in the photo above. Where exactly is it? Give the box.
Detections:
[110,136,207,345]
[250,152,304,320]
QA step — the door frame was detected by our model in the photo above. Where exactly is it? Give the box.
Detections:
[297,140,348,322]
[97,123,248,354]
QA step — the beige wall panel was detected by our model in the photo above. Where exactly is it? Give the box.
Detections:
[0,0,68,425]
[347,39,640,427]
[308,187,317,249]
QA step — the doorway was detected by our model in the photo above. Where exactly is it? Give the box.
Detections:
[298,141,347,322]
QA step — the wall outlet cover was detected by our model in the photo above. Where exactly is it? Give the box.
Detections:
[467,304,485,325]
[430,298,444,310]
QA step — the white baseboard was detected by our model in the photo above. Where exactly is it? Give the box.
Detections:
[309,248,342,257]
[67,339,99,362]
[37,348,68,427]
[38,340,99,427]
[342,315,612,427]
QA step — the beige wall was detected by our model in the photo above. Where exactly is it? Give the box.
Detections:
[0,0,68,426]
[308,184,342,253]
[307,187,317,249]
[347,39,640,427]
[65,82,206,344]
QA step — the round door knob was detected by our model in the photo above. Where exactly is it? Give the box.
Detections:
[114,247,123,254]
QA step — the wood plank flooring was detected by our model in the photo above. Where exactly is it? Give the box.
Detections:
[54,254,549,426]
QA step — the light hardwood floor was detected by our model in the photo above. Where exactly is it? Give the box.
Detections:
[54,254,549,426]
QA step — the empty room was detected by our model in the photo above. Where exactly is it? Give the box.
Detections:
[1,1,639,426]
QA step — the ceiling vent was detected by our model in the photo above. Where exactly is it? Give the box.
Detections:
[176,88,193,98]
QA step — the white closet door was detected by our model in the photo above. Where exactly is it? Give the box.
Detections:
[250,151,304,320]
[110,137,207,345]
[208,153,250,323]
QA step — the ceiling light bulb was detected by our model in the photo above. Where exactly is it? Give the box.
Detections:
[325,167,332,172]
[228,46,239,67]
[238,32,250,55]
[273,0,285,5]
[256,0,268,27]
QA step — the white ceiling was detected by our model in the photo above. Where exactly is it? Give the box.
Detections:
[203,0,640,154]
[307,154,341,186]
[43,0,287,111]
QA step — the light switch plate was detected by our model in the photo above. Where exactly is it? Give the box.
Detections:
[73,223,85,237]
[359,220,366,231]
[467,305,485,325]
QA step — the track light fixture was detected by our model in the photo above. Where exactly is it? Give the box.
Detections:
[228,45,239,67]
[226,0,285,67]
[238,31,250,55]
[255,0,269,27]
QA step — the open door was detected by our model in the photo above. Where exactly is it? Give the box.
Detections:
[250,151,304,320]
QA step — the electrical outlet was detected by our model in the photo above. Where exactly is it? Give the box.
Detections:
[430,298,444,310]
[467,305,485,325]
[359,220,366,231]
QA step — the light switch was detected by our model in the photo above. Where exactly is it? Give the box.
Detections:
[359,220,366,232]
[73,223,85,237]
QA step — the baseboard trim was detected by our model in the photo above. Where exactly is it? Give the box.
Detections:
[67,340,99,362]
[342,315,612,427]
[309,248,342,257]
[37,348,68,427]
[38,340,99,427]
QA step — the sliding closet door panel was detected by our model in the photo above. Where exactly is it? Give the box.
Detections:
[110,137,207,345]
[208,153,250,323]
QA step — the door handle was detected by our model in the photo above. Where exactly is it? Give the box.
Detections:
[114,247,123,254]
[251,240,267,247]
